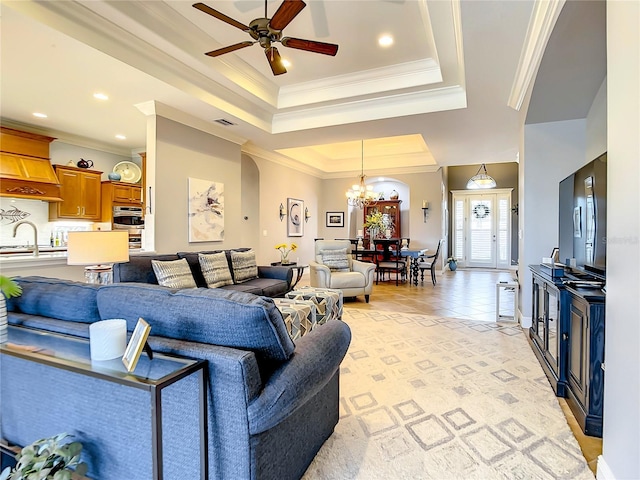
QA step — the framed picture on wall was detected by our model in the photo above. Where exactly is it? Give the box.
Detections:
[326,211,344,227]
[287,198,304,237]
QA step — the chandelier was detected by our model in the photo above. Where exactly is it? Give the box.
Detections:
[346,141,378,209]
[466,163,497,189]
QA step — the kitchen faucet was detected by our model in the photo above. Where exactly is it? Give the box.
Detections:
[13,221,39,257]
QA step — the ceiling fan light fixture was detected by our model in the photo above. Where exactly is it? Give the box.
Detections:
[194,0,338,76]
[466,164,497,189]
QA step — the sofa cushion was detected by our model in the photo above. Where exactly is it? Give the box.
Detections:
[199,252,233,288]
[97,283,295,364]
[114,254,180,284]
[151,259,197,289]
[320,248,350,272]
[177,251,223,288]
[231,249,258,283]
[6,276,101,323]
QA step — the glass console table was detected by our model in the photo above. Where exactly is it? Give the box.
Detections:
[1,325,208,480]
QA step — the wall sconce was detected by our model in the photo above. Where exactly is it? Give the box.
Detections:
[279,203,286,221]
[422,201,430,223]
[304,207,311,223]
[511,203,519,215]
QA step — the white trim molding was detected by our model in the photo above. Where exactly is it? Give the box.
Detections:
[596,456,615,480]
[508,0,566,111]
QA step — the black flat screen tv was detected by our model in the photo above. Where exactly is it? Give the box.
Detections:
[558,152,607,278]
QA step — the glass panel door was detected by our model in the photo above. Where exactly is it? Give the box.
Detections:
[468,197,495,267]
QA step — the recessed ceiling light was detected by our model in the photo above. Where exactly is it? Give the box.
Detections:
[115,134,126,140]
[378,35,393,47]
[93,93,109,101]
[33,112,48,118]
[282,59,291,68]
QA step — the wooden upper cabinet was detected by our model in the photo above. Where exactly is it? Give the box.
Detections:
[0,127,62,201]
[49,165,102,220]
[111,183,142,204]
[364,200,402,242]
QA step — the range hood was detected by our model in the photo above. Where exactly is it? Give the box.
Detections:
[0,127,62,202]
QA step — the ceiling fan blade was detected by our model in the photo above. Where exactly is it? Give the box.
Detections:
[205,41,254,57]
[281,37,339,56]
[193,2,250,32]
[265,46,287,75]
[269,0,307,31]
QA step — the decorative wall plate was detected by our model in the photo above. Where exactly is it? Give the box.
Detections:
[113,161,142,183]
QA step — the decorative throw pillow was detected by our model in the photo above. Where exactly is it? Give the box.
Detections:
[321,248,350,271]
[231,249,258,283]
[151,258,197,289]
[199,252,233,288]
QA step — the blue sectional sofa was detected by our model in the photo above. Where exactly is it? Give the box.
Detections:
[113,248,293,297]
[3,276,351,480]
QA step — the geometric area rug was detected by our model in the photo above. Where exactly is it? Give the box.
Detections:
[303,309,594,480]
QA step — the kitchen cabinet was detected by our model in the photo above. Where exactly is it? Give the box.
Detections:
[100,181,143,224]
[566,287,605,437]
[0,127,62,202]
[49,165,102,220]
[109,182,142,204]
[363,200,402,246]
[529,266,569,396]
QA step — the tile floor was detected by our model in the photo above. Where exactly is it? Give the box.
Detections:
[297,266,603,474]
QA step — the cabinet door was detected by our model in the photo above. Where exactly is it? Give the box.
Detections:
[131,186,142,203]
[531,277,546,349]
[545,286,561,375]
[57,169,82,217]
[81,173,102,220]
[568,298,589,409]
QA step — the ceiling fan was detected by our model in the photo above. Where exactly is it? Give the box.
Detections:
[193,0,339,76]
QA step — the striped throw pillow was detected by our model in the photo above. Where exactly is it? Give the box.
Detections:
[321,248,350,271]
[151,258,197,289]
[231,249,258,283]
[199,252,233,288]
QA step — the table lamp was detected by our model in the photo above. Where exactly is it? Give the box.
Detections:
[67,231,130,284]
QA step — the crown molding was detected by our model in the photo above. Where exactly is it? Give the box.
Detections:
[0,118,134,157]
[272,85,467,134]
[242,143,326,178]
[135,101,247,146]
[508,0,566,111]
[278,59,442,109]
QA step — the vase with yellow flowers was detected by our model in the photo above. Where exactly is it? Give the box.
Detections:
[275,243,297,265]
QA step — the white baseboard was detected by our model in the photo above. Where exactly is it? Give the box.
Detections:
[597,455,615,480]
[520,314,532,329]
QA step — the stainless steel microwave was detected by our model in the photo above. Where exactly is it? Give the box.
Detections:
[113,206,144,229]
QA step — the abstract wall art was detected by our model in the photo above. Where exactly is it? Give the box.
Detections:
[188,177,224,242]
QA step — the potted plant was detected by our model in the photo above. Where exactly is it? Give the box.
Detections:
[447,256,458,271]
[0,276,22,342]
[0,433,88,480]
[275,243,297,265]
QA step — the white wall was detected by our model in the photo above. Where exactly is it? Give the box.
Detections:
[586,78,607,162]
[520,119,587,326]
[152,116,243,254]
[247,152,323,266]
[599,1,640,478]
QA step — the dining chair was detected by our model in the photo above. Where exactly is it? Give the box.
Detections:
[416,239,444,285]
[373,239,407,286]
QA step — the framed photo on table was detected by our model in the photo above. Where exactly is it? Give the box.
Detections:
[122,318,151,372]
[326,211,344,227]
[287,198,304,237]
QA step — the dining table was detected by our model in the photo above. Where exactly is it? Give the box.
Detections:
[400,248,428,286]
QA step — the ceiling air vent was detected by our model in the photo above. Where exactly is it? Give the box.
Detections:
[213,118,236,126]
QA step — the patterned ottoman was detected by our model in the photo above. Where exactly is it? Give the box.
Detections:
[285,286,343,324]
[273,298,317,340]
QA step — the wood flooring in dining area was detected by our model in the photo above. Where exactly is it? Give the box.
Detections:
[296,267,603,475]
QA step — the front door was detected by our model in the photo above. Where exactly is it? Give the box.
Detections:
[451,189,512,269]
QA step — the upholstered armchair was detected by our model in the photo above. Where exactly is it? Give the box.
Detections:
[309,240,376,302]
